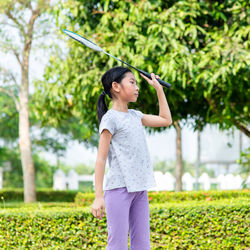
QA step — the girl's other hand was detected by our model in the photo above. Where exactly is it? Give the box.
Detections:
[91,197,106,220]
[140,73,163,91]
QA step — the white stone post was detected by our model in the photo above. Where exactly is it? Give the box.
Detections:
[53,169,67,190]
[199,173,211,190]
[67,169,79,190]
[182,172,195,191]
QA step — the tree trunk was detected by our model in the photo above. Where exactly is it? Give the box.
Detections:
[235,121,250,138]
[174,121,183,192]
[19,57,36,203]
[18,10,40,203]
[239,131,242,155]
[195,129,201,190]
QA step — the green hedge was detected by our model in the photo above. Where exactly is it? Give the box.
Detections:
[149,199,249,249]
[0,188,79,202]
[1,188,249,203]
[75,189,250,206]
[0,198,249,249]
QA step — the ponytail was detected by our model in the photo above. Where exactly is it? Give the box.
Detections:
[97,91,108,124]
[97,66,132,124]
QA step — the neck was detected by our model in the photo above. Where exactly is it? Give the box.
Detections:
[112,100,128,112]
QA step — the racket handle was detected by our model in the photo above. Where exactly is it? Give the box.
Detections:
[138,69,171,88]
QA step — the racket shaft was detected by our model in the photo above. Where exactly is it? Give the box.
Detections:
[105,53,171,88]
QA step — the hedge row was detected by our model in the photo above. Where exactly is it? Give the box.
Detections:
[0,188,78,202]
[75,189,250,206]
[1,188,249,203]
[0,198,249,249]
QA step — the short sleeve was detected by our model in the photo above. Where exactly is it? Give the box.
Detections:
[133,109,143,119]
[99,113,116,135]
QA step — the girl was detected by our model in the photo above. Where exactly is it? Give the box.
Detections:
[91,66,172,250]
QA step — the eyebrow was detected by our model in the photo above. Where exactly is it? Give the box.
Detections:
[129,78,136,81]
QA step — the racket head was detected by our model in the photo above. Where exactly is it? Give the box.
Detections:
[63,29,103,52]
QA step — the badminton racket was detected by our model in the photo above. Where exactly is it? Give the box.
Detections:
[63,29,171,88]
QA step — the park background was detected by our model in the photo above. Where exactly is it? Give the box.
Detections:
[0,0,249,249]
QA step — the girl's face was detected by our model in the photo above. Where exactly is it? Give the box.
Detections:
[119,72,140,102]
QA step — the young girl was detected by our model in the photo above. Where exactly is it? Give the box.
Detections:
[91,66,172,250]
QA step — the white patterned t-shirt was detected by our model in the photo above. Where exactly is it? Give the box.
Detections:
[99,108,157,192]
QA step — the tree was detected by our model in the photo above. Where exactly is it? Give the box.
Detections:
[0,0,51,202]
[0,90,19,143]
[192,1,250,136]
[36,0,249,192]
[0,146,58,188]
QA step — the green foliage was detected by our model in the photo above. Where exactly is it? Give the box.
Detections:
[36,0,250,146]
[74,189,250,206]
[149,199,249,248]
[0,194,249,249]
[0,147,23,188]
[237,147,250,185]
[0,188,79,202]
[0,147,57,188]
[237,147,250,171]
[0,91,69,155]
[73,163,95,175]
[0,93,19,142]
[33,155,58,188]
[2,188,249,205]
[153,159,176,174]
[59,162,95,175]
[153,158,216,177]
[0,0,69,159]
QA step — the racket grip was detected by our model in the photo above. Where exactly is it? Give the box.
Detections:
[138,69,171,88]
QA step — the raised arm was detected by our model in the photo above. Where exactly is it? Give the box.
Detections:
[140,73,172,127]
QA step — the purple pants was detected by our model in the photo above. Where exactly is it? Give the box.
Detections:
[104,187,151,250]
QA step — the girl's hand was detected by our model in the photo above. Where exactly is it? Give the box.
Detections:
[140,73,163,91]
[91,197,106,220]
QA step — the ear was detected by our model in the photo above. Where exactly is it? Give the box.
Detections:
[112,81,120,93]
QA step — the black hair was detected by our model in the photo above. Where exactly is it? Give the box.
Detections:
[97,66,132,124]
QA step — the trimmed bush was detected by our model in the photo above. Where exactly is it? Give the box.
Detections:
[1,188,249,203]
[75,189,250,206]
[149,200,249,249]
[0,197,249,249]
[0,188,79,202]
